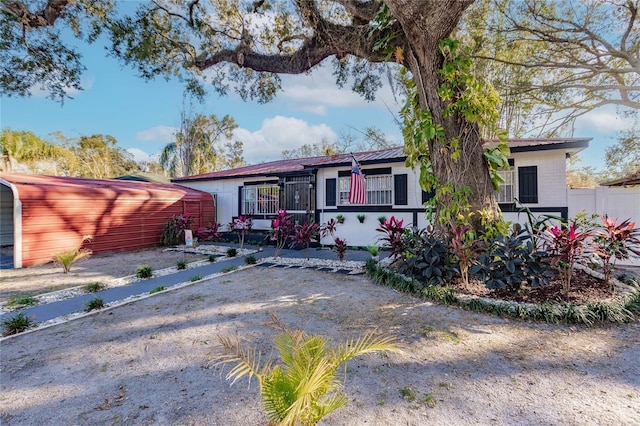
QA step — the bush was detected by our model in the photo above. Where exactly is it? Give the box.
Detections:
[160,214,193,246]
[136,265,153,279]
[150,286,165,294]
[53,235,92,273]
[176,260,187,270]
[400,229,457,285]
[84,297,105,312]
[208,254,217,263]
[83,282,105,293]
[470,234,550,291]
[245,254,257,265]
[2,313,35,336]
[226,247,237,257]
[6,295,38,308]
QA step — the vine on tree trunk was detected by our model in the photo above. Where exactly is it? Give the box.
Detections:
[399,38,510,230]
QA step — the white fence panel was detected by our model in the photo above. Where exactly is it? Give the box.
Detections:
[569,186,640,266]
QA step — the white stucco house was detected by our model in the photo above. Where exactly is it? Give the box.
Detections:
[173,138,590,247]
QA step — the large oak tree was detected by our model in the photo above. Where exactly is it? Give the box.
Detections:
[2,0,503,231]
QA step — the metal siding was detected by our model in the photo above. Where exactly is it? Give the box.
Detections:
[0,173,214,267]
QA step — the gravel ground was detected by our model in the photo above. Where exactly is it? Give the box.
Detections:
[1,259,639,425]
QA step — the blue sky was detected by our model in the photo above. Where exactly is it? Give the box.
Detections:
[0,32,632,171]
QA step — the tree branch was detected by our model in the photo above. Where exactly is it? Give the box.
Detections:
[2,0,73,28]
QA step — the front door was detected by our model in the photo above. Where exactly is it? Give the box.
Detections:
[281,176,315,225]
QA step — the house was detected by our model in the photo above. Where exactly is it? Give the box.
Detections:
[173,138,590,247]
[0,172,215,268]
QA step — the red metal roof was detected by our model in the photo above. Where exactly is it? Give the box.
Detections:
[1,172,204,199]
[173,138,591,181]
[1,172,214,267]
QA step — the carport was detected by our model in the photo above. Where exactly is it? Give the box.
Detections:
[0,172,215,268]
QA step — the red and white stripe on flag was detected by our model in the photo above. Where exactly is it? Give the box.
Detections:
[348,157,367,204]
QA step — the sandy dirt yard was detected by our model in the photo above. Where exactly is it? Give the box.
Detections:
[1,250,639,426]
[0,248,205,302]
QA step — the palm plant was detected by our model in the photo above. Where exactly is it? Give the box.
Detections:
[211,313,400,426]
[53,235,93,273]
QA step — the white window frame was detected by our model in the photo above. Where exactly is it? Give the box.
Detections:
[242,184,279,215]
[338,174,393,205]
[496,166,515,203]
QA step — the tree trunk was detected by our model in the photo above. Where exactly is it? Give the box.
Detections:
[385,0,501,232]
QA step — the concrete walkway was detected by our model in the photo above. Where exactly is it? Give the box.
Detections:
[0,244,382,326]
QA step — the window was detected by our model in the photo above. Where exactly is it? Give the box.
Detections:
[496,160,515,203]
[338,174,393,205]
[242,184,279,215]
[497,168,515,203]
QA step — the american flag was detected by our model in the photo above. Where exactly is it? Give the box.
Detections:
[348,156,367,204]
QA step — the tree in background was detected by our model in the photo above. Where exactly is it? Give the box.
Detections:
[0,129,71,174]
[464,0,639,137]
[1,128,140,178]
[160,112,240,177]
[604,125,640,179]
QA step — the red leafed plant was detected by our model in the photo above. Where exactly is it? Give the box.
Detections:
[376,216,406,260]
[320,218,348,261]
[230,215,252,249]
[333,237,348,261]
[593,215,640,284]
[289,222,320,260]
[197,222,222,242]
[448,220,479,289]
[271,210,292,257]
[539,220,594,295]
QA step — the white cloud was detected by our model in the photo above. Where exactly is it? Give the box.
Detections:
[231,116,338,164]
[135,125,177,143]
[30,77,95,98]
[127,148,150,163]
[279,64,400,115]
[574,106,635,134]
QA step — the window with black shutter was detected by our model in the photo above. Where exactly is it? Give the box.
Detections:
[394,174,408,205]
[325,178,336,206]
[422,189,436,204]
[518,166,538,203]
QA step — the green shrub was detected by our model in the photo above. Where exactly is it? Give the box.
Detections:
[210,313,400,426]
[2,313,36,336]
[149,286,165,294]
[208,254,217,263]
[470,234,550,291]
[176,260,187,270]
[84,297,105,312]
[6,295,38,308]
[400,229,457,285]
[245,254,256,265]
[221,266,238,273]
[136,265,153,279]
[160,214,194,246]
[226,247,237,257]
[83,282,105,293]
[189,275,202,282]
[53,235,92,273]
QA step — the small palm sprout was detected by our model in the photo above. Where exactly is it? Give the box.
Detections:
[210,313,401,426]
[53,235,93,273]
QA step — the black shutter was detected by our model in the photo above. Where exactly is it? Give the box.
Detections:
[518,166,538,203]
[326,178,336,206]
[238,186,244,215]
[422,189,436,204]
[394,174,408,205]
